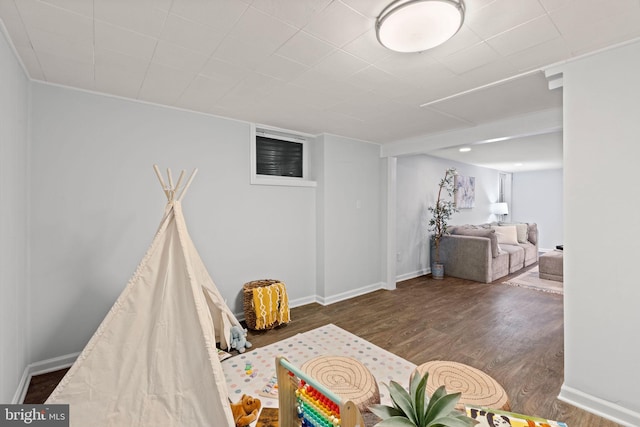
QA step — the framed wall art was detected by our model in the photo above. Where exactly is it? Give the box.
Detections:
[455,175,475,209]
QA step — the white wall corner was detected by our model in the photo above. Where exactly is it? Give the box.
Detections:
[315,282,385,306]
[559,384,640,427]
[13,352,79,404]
[383,157,397,290]
[288,295,318,310]
[12,370,31,405]
[396,268,430,283]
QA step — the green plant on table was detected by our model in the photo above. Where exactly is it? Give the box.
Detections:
[427,167,458,265]
[370,370,477,427]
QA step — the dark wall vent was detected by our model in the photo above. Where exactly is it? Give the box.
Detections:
[256,135,303,178]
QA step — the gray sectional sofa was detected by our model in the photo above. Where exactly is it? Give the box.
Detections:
[432,222,538,283]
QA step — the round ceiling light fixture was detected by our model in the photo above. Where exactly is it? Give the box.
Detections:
[376,0,465,53]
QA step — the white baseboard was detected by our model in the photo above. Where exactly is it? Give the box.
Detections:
[559,384,640,426]
[233,295,321,322]
[396,268,430,283]
[289,295,318,308]
[12,368,31,404]
[12,352,79,404]
[316,282,385,306]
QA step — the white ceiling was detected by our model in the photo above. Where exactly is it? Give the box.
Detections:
[428,129,563,172]
[1,0,639,170]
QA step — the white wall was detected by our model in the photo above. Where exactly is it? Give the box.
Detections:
[28,83,318,363]
[512,169,563,250]
[558,40,640,425]
[315,134,382,303]
[0,28,29,403]
[27,82,384,365]
[396,155,503,281]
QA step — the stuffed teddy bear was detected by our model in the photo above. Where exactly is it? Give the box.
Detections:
[230,325,252,353]
[230,394,261,427]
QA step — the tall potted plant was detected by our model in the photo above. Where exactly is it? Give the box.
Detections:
[428,168,458,280]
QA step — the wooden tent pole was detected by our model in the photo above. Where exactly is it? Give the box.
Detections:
[174,170,186,195]
[167,168,175,201]
[153,164,170,199]
[167,168,174,190]
[177,168,198,202]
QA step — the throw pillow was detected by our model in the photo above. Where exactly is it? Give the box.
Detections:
[447,224,479,235]
[500,222,528,243]
[451,227,499,258]
[447,225,461,235]
[491,225,519,246]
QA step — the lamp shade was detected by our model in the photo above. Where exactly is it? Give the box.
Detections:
[376,0,465,53]
[491,202,509,216]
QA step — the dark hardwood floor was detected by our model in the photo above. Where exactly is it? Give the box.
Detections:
[24,267,621,426]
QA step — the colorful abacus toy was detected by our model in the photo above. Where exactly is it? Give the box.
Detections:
[296,381,341,427]
[276,356,364,427]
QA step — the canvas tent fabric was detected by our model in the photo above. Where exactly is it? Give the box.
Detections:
[46,168,238,427]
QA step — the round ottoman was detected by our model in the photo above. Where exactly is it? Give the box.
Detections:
[301,355,380,414]
[415,361,510,411]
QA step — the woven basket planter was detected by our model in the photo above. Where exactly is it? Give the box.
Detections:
[243,279,287,330]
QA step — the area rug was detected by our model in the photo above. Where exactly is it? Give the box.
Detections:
[221,323,416,408]
[502,266,563,295]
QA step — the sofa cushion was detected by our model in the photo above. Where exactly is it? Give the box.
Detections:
[500,222,528,243]
[499,244,525,273]
[491,252,510,282]
[520,242,538,267]
[491,225,519,246]
[450,228,499,258]
[527,223,538,245]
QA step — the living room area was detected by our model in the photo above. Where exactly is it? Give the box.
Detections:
[394,152,563,284]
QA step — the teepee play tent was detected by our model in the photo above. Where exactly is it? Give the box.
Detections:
[46,166,240,426]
